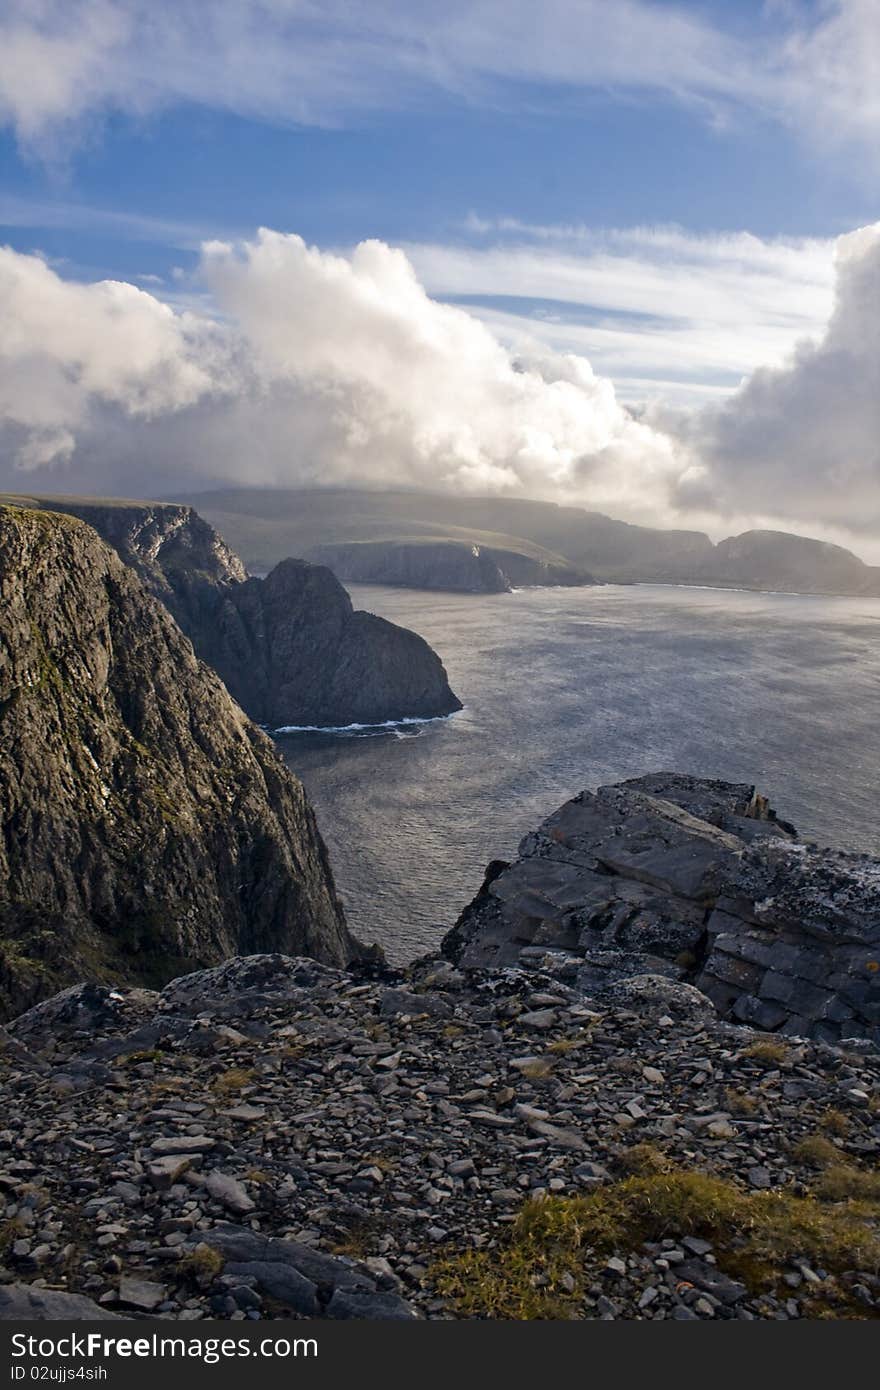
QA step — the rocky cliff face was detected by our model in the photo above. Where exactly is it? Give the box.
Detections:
[203,559,463,728]
[179,487,880,599]
[0,506,361,1020]
[692,530,880,597]
[444,773,880,1046]
[1,496,461,728]
[307,540,595,593]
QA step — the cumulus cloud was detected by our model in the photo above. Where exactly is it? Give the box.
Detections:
[0,232,687,515]
[200,231,683,504]
[0,224,877,552]
[0,246,224,470]
[0,2,878,168]
[677,223,880,536]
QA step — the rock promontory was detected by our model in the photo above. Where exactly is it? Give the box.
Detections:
[443,773,880,1047]
[0,506,361,1020]
[307,539,595,594]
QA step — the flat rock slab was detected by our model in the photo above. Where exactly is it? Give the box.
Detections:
[205,1170,255,1214]
[0,1285,122,1320]
[150,1136,216,1155]
[224,1261,318,1316]
[326,1288,420,1320]
[146,1155,194,1189]
[118,1276,167,1311]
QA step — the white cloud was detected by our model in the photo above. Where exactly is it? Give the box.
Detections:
[200,229,686,508]
[678,222,880,537]
[0,231,688,516]
[406,222,836,406]
[0,2,878,170]
[0,245,223,467]
[0,222,877,558]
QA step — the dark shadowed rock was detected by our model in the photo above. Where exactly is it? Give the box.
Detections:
[326,1288,420,1319]
[0,506,362,1020]
[204,558,461,728]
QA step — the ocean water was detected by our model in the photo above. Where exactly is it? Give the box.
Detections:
[274,583,880,963]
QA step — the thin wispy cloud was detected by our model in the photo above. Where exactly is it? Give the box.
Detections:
[406,222,836,406]
[0,2,877,173]
[0,193,235,249]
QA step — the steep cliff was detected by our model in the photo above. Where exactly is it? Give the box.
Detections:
[307,540,595,593]
[0,495,461,727]
[177,487,880,598]
[203,559,463,728]
[691,530,880,596]
[0,506,361,1020]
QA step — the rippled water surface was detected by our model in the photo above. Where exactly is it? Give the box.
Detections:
[275,583,880,962]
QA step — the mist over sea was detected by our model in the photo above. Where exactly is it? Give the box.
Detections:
[275,582,880,963]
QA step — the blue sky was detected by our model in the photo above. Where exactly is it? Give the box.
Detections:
[1,4,875,278]
[0,1,877,548]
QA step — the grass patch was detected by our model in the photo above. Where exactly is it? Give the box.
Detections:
[616,1143,673,1177]
[119,1048,164,1065]
[724,1087,760,1117]
[0,1215,27,1254]
[820,1110,852,1138]
[177,1244,224,1284]
[546,1036,589,1056]
[431,1170,880,1320]
[739,1039,792,1067]
[813,1166,880,1202]
[211,1067,257,1096]
[791,1134,841,1169]
[517,1059,556,1081]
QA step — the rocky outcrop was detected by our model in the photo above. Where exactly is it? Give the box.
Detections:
[0,506,362,1020]
[2,953,878,1320]
[201,559,462,728]
[689,530,880,597]
[443,773,880,1046]
[11,496,250,627]
[1,496,461,727]
[307,540,595,593]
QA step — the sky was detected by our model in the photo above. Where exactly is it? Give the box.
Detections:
[0,1,878,555]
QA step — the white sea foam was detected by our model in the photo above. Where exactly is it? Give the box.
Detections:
[273,711,462,735]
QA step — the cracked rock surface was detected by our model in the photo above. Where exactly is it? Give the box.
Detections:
[443,774,880,1046]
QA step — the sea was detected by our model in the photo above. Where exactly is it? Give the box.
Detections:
[274,582,880,963]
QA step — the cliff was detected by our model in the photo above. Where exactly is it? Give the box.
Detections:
[0,495,461,727]
[204,559,463,728]
[689,530,880,597]
[177,487,880,599]
[443,773,880,1047]
[0,506,361,1020]
[307,539,595,593]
